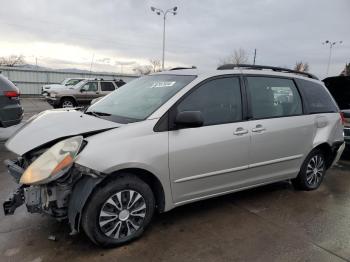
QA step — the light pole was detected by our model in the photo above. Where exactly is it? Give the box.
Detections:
[322,40,343,76]
[150,6,178,70]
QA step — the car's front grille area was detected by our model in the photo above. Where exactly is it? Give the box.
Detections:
[344,128,350,138]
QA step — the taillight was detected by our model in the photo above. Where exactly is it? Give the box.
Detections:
[3,91,19,98]
[340,112,346,125]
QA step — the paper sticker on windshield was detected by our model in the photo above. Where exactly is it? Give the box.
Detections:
[149,81,176,88]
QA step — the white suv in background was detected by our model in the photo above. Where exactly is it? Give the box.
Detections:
[42,78,85,96]
[3,65,345,247]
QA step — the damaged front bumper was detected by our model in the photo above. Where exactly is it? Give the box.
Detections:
[3,157,103,234]
[3,185,25,215]
[3,158,74,219]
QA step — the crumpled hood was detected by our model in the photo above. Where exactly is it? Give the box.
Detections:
[6,109,122,155]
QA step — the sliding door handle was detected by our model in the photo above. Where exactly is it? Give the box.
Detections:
[234,127,249,136]
[252,124,266,133]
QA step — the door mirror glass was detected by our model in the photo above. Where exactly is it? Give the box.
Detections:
[175,111,204,128]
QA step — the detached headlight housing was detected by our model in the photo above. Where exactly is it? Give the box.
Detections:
[20,136,84,185]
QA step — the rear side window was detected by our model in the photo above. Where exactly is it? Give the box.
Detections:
[101,82,115,91]
[296,79,338,114]
[247,77,302,119]
[176,77,242,126]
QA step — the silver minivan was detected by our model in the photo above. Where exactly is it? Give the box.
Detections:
[3,65,345,247]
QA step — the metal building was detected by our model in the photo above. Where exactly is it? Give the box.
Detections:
[0,66,138,95]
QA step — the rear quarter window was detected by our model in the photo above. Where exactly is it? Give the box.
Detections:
[295,79,338,114]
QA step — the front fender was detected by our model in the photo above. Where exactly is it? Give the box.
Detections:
[68,175,103,235]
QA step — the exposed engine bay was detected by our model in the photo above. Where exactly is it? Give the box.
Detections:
[3,138,104,234]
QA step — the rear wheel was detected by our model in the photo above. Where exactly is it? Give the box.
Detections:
[82,175,155,247]
[60,97,76,108]
[292,149,326,190]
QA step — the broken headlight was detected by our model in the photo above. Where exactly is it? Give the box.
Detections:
[20,136,84,185]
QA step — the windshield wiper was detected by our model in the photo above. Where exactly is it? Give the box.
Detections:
[85,111,111,117]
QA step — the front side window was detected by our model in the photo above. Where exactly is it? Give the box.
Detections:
[82,82,98,92]
[101,82,116,91]
[176,77,242,126]
[87,74,196,123]
[247,77,302,119]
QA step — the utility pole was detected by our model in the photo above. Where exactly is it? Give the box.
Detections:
[150,6,178,70]
[253,49,257,65]
[89,53,95,74]
[322,40,343,76]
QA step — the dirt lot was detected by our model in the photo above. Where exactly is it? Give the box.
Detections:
[1,98,350,262]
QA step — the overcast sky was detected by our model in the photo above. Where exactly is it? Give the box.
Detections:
[0,0,349,78]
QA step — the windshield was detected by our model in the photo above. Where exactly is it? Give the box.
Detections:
[86,74,196,123]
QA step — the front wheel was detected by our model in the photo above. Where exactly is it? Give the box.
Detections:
[82,175,155,247]
[60,97,76,108]
[292,149,326,190]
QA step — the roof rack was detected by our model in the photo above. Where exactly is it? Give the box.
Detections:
[170,66,197,71]
[217,64,318,80]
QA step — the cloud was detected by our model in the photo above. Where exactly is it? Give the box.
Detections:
[0,0,349,78]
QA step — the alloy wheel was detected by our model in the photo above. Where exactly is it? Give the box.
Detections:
[99,190,147,239]
[306,154,325,186]
[62,100,74,108]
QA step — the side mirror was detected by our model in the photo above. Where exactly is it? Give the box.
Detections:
[174,111,204,128]
[80,88,85,93]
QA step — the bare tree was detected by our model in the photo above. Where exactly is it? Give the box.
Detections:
[0,55,26,67]
[294,61,310,72]
[149,59,161,72]
[340,63,350,76]
[218,48,249,66]
[133,65,153,75]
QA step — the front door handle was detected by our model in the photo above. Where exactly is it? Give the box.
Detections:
[234,127,249,136]
[252,124,266,133]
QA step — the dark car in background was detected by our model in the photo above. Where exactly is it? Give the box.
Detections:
[323,76,350,151]
[0,75,23,128]
[342,110,350,151]
[323,76,350,110]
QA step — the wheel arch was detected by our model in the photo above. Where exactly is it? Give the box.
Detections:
[312,142,333,169]
[102,168,166,213]
[68,167,166,235]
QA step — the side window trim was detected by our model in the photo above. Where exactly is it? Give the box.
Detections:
[154,74,248,132]
[243,75,304,121]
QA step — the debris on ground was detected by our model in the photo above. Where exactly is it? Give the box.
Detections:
[48,235,56,241]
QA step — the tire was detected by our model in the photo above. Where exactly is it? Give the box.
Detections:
[60,97,76,108]
[81,174,155,247]
[292,149,326,191]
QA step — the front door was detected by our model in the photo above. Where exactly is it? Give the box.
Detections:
[78,81,99,103]
[169,76,250,204]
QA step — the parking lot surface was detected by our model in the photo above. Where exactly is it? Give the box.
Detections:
[1,98,350,262]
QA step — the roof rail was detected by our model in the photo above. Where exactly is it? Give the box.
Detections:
[217,64,318,80]
[170,66,197,71]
